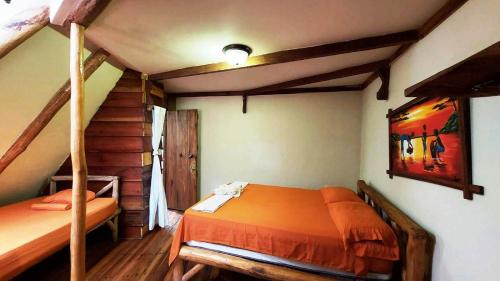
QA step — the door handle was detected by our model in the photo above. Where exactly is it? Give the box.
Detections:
[187,154,194,159]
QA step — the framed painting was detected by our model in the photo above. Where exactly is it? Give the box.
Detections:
[386,97,483,200]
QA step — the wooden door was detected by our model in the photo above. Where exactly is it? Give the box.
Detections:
[165,110,198,210]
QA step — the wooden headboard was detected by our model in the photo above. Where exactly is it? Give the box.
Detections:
[357,180,434,281]
[49,175,119,202]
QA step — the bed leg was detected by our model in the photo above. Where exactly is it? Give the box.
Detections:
[112,215,119,242]
[106,215,119,242]
[208,266,220,280]
[171,258,184,281]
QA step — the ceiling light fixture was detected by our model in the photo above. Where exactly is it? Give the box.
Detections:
[222,44,252,66]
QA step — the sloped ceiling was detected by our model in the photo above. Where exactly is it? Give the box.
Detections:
[0,27,122,205]
[84,0,448,93]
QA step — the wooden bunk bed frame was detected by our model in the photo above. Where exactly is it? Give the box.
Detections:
[170,180,434,281]
[49,175,121,242]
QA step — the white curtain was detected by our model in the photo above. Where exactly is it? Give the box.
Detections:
[149,106,168,230]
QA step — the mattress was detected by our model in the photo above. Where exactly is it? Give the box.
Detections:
[170,184,394,276]
[186,240,392,281]
[0,196,117,280]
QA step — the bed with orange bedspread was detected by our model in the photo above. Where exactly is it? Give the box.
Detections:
[170,184,399,279]
[0,175,120,281]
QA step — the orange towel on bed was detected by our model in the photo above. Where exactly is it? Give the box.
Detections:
[169,184,394,275]
[31,203,71,211]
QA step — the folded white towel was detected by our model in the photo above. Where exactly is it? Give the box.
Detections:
[192,194,233,213]
[214,181,249,198]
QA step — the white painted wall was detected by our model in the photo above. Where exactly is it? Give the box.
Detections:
[359,1,500,280]
[0,27,123,205]
[177,92,362,197]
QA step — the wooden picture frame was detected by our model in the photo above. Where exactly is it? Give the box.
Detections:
[386,97,483,200]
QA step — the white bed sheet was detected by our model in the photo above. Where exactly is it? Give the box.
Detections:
[186,240,392,281]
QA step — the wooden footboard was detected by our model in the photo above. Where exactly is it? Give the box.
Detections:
[169,180,434,281]
[357,180,434,281]
[172,246,342,281]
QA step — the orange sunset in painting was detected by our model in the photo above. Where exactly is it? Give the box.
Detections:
[389,97,462,182]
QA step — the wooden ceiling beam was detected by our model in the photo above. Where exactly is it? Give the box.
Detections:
[149,31,419,81]
[50,0,112,27]
[170,85,363,98]
[249,85,363,96]
[247,60,388,94]
[361,0,469,90]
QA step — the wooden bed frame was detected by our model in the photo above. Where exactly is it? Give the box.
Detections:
[50,175,121,241]
[169,180,434,281]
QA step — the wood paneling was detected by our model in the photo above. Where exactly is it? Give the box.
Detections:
[63,152,151,167]
[120,210,149,226]
[101,91,145,107]
[121,180,151,196]
[92,106,152,122]
[115,78,143,88]
[85,136,152,152]
[58,165,151,181]
[119,225,150,240]
[112,84,143,93]
[120,196,149,210]
[55,70,164,239]
[166,110,198,211]
[86,121,152,137]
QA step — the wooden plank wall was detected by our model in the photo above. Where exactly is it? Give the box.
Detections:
[57,69,165,239]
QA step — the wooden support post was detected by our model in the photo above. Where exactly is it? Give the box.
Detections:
[69,22,87,281]
[242,95,247,114]
[376,65,390,100]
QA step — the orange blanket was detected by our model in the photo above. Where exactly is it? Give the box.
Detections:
[170,184,393,275]
[0,196,117,281]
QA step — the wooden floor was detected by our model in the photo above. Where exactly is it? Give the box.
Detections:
[14,210,262,281]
